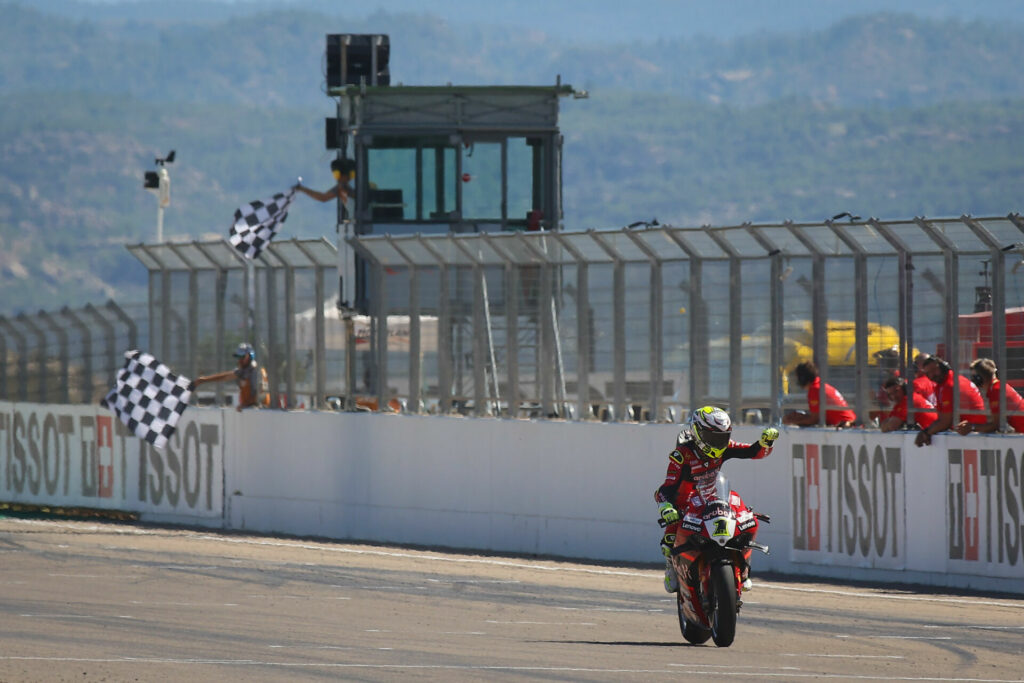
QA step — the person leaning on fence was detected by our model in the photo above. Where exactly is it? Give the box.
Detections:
[913,352,939,405]
[782,360,857,429]
[294,157,355,204]
[193,342,267,411]
[879,376,938,433]
[955,358,1024,434]
[914,356,987,446]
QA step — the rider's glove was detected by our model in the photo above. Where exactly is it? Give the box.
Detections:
[659,502,680,525]
[759,427,779,449]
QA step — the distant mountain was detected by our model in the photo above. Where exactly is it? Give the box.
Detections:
[3,90,1023,314]
[3,3,1024,315]
[561,95,1024,228]
[24,0,1024,42]
[3,4,1024,108]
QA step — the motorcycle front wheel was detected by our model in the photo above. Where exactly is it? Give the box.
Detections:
[677,593,711,644]
[710,562,738,647]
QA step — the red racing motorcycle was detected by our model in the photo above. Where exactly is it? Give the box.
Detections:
[660,472,770,647]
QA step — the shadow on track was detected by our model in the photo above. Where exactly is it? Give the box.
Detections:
[528,640,693,647]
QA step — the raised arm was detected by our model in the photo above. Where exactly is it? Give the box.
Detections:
[295,183,344,203]
[194,369,237,386]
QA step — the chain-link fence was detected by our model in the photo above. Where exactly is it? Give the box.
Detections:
[0,300,145,404]
[4,216,1024,429]
[127,238,340,410]
[351,214,1024,427]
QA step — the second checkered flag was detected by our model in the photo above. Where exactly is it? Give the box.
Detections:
[229,188,296,260]
[101,350,194,450]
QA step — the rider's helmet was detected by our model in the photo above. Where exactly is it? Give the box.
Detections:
[689,405,732,461]
[233,342,255,361]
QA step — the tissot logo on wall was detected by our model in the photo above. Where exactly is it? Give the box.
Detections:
[790,437,905,569]
[947,448,1023,571]
[0,402,223,518]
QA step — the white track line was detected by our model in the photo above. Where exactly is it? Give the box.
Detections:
[836,635,953,640]
[782,654,904,659]
[757,583,1024,609]
[485,620,596,626]
[0,657,1020,680]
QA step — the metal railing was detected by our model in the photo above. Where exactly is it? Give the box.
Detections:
[0,300,143,404]
[4,215,1024,431]
[350,214,1024,428]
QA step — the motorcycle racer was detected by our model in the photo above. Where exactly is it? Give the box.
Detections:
[655,406,778,593]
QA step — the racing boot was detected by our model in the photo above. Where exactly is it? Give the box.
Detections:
[664,557,679,593]
[740,563,753,592]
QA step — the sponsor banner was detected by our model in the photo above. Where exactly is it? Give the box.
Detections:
[0,402,223,519]
[946,446,1023,578]
[789,433,906,569]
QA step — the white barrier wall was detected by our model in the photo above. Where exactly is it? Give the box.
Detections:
[1,401,1021,594]
[222,411,668,562]
[0,402,224,525]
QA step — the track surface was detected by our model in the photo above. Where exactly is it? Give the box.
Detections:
[0,517,1021,682]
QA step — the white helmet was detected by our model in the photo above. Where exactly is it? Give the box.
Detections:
[690,406,732,460]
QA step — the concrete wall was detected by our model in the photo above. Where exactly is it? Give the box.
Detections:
[1,401,1020,593]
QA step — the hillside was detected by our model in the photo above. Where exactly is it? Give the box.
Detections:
[2,4,1024,314]
[26,0,1024,42]
[3,5,1024,108]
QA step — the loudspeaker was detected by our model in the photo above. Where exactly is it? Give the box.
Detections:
[326,34,390,89]
[325,118,338,150]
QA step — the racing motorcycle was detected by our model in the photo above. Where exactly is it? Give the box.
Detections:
[660,472,770,647]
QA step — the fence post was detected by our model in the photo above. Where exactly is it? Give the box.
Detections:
[84,304,116,395]
[0,317,28,401]
[105,300,138,351]
[17,313,47,403]
[61,307,93,403]
[38,310,70,404]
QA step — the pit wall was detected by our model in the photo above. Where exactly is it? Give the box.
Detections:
[0,401,1020,594]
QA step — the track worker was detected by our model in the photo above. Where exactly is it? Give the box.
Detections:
[193,342,267,411]
[955,358,1024,434]
[782,361,857,428]
[914,356,986,446]
[912,352,939,406]
[294,157,355,204]
[654,406,778,594]
[879,376,938,432]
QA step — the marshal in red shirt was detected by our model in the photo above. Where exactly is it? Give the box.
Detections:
[806,376,857,426]
[985,379,1024,433]
[935,372,987,424]
[887,392,938,430]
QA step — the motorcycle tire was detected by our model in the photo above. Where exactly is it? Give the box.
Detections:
[710,562,738,647]
[677,593,711,644]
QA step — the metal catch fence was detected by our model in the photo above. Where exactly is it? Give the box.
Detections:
[4,215,1024,431]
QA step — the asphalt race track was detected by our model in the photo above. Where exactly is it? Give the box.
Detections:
[0,517,1021,682]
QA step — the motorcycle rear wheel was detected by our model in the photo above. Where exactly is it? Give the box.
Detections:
[677,593,711,644]
[710,563,738,647]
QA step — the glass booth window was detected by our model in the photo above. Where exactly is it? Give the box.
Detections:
[508,137,538,224]
[461,141,502,220]
[364,139,457,222]
[362,136,543,225]
[366,147,416,220]
[461,137,544,225]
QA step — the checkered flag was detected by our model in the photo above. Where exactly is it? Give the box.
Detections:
[228,188,296,260]
[100,350,194,450]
